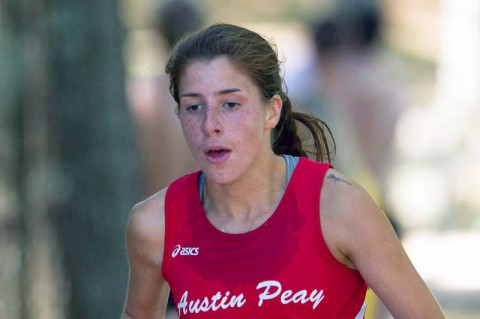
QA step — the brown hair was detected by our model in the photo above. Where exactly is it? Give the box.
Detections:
[165,23,335,163]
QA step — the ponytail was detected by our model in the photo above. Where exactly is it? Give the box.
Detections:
[272,95,335,163]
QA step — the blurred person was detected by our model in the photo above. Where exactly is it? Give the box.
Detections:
[310,6,406,318]
[127,0,205,197]
[310,5,404,212]
[121,23,444,318]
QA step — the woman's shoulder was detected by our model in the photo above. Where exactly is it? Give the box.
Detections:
[130,187,168,225]
[321,168,375,213]
[126,188,168,267]
[320,168,388,268]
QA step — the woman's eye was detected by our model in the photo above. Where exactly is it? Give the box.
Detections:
[186,104,201,111]
[223,101,239,109]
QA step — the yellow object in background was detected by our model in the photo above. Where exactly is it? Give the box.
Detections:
[365,288,381,319]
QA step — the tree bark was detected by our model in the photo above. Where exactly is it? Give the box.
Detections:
[0,0,140,318]
[48,1,140,318]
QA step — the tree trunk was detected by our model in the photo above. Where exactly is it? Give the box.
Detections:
[48,1,140,318]
[0,0,140,318]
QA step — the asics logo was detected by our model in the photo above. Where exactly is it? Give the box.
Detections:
[172,244,199,257]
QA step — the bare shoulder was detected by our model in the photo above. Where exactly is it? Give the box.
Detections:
[126,188,168,267]
[320,168,388,268]
[321,168,376,215]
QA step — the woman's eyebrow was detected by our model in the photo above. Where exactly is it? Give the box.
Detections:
[180,88,241,100]
[216,88,241,95]
[179,92,202,99]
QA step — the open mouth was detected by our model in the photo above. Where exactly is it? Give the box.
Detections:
[207,149,230,157]
[205,147,231,163]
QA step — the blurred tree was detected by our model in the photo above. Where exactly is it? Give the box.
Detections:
[0,0,140,318]
[48,1,140,318]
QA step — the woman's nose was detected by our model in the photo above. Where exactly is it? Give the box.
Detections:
[202,106,222,135]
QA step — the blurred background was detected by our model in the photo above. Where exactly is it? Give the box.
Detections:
[0,0,479,318]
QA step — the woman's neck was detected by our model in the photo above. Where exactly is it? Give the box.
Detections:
[202,155,286,233]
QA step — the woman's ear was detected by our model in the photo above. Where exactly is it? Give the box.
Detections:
[265,95,282,129]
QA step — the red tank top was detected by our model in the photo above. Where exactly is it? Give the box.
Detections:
[163,157,367,318]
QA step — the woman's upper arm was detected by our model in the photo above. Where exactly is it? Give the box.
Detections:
[123,190,170,318]
[321,169,445,319]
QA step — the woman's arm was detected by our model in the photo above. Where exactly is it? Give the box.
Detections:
[122,189,171,319]
[321,169,445,319]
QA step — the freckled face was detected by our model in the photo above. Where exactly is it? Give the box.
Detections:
[178,56,274,184]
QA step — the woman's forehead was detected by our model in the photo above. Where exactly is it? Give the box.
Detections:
[179,57,258,94]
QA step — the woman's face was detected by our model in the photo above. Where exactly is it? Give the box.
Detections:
[177,56,281,184]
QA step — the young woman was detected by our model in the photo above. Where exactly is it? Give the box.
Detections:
[122,23,445,318]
